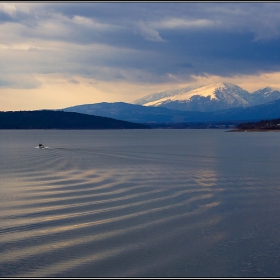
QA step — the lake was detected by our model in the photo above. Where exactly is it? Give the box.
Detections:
[1,129,280,277]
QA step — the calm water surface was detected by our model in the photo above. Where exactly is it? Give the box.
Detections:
[1,129,280,277]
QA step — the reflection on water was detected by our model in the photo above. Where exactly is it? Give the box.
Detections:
[1,130,280,277]
[194,169,217,187]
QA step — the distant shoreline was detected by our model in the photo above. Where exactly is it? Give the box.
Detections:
[230,117,280,132]
[228,129,280,132]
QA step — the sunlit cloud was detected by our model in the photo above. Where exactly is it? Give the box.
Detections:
[190,72,280,92]
[72,15,113,30]
[0,42,47,51]
[135,21,166,42]
[0,3,17,17]
[156,18,216,29]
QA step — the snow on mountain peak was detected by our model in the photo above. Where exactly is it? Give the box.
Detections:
[141,83,245,107]
[132,85,202,105]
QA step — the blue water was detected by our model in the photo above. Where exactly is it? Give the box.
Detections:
[1,129,280,277]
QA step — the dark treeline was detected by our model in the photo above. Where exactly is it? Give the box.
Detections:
[235,118,280,131]
[0,110,150,129]
[146,121,241,129]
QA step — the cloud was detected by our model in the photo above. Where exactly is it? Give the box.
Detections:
[0,3,17,18]
[1,2,280,109]
[0,74,42,89]
[156,18,216,30]
[68,79,79,84]
[135,21,166,42]
[71,15,112,30]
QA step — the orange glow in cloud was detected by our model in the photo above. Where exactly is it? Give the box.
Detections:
[0,75,176,111]
[189,72,280,92]
[1,72,280,111]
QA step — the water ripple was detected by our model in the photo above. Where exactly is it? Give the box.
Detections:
[1,130,280,277]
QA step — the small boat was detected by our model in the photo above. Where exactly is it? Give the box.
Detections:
[38,143,45,149]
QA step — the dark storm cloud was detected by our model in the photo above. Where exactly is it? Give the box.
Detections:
[1,2,280,86]
[153,28,280,78]
[44,2,280,77]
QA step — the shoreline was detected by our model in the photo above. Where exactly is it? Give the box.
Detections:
[228,129,280,132]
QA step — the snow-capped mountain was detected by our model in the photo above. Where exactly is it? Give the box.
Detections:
[251,87,280,105]
[63,82,280,124]
[132,85,201,105]
[133,83,280,112]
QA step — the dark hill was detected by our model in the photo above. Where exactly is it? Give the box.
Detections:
[0,110,150,129]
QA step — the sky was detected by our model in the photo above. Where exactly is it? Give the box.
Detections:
[1,2,280,111]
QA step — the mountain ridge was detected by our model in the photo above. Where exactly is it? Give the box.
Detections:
[62,82,280,124]
[133,82,280,112]
[63,99,280,124]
